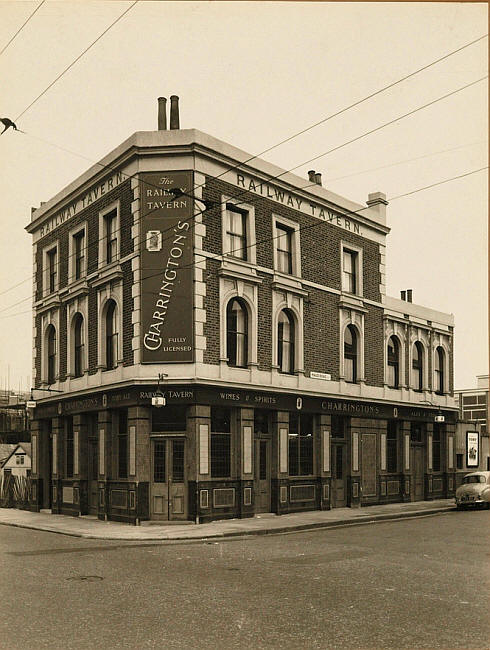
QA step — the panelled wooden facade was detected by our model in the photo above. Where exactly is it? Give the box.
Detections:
[25,101,458,524]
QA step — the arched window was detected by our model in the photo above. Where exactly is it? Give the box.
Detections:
[412,341,423,391]
[434,346,445,394]
[226,298,248,367]
[46,325,57,385]
[344,325,357,383]
[278,310,295,374]
[387,336,400,388]
[73,313,84,378]
[106,300,118,370]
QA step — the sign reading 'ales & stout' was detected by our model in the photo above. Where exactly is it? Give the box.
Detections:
[140,171,194,363]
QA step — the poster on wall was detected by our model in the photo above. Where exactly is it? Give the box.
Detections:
[466,431,479,468]
[140,171,194,363]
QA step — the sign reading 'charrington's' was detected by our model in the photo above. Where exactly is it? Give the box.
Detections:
[140,171,194,363]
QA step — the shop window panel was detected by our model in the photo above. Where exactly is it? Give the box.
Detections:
[111,490,127,508]
[463,396,476,405]
[213,488,235,507]
[387,480,400,495]
[290,484,315,502]
[211,407,231,433]
[477,395,487,405]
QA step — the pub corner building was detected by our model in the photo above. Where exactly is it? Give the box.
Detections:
[25,96,458,525]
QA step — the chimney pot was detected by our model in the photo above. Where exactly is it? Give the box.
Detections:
[158,97,167,130]
[400,290,406,301]
[170,95,180,130]
[314,172,322,186]
[308,170,316,183]
[407,289,413,303]
[366,191,388,222]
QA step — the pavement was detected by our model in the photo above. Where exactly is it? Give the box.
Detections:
[0,498,456,541]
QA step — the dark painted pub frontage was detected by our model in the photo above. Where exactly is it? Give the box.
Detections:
[29,384,457,524]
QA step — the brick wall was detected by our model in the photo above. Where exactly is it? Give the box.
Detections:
[201,176,385,385]
[33,178,134,385]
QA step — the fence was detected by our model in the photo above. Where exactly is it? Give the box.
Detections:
[0,473,30,509]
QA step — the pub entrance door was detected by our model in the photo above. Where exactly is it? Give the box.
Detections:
[331,443,347,507]
[254,438,271,513]
[150,438,187,521]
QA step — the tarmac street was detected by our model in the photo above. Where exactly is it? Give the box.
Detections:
[0,508,488,650]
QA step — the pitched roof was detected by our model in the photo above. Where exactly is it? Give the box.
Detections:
[0,444,16,464]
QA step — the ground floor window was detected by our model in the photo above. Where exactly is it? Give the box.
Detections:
[152,405,187,432]
[432,424,441,472]
[456,454,463,470]
[387,420,398,472]
[288,413,313,476]
[118,409,128,479]
[211,407,232,478]
[65,416,74,477]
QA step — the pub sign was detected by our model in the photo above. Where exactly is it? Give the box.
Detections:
[140,171,194,363]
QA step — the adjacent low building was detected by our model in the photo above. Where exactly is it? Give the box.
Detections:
[25,97,458,524]
[454,375,489,482]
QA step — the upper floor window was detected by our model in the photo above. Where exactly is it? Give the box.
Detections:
[47,325,57,385]
[434,346,445,394]
[273,215,300,276]
[99,204,120,267]
[278,309,295,374]
[412,341,423,391]
[342,249,357,294]
[73,313,84,378]
[225,205,247,260]
[74,229,85,280]
[226,298,248,367]
[105,300,118,370]
[105,210,118,263]
[344,325,358,383]
[276,225,293,274]
[47,248,57,293]
[387,336,400,388]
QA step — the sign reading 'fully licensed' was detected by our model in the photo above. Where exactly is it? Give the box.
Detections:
[140,171,194,363]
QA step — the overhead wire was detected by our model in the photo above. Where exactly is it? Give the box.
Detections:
[14,1,138,122]
[1,73,487,312]
[2,164,486,318]
[0,31,486,305]
[0,0,46,58]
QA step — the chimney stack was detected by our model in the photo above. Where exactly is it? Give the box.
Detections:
[308,170,316,183]
[158,97,167,130]
[170,95,180,129]
[400,290,406,301]
[407,289,413,303]
[314,172,322,186]
[366,191,388,221]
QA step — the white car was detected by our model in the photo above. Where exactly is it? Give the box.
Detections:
[455,471,490,510]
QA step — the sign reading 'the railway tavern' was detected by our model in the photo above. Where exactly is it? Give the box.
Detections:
[140,171,194,363]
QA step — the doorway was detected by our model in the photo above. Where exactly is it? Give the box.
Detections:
[331,443,347,507]
[150,438,187,520]
[412,446,424,501]
[254,438,271,513]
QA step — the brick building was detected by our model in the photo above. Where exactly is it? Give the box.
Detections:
[26,97,458,524]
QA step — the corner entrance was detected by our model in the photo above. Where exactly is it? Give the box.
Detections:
[331,443,347,507]
[150,438,187,520]
[254,438,271,512]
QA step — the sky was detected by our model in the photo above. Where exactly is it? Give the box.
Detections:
[0,1,487,394]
